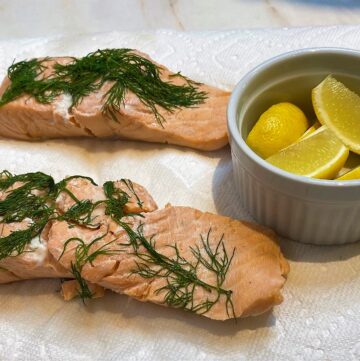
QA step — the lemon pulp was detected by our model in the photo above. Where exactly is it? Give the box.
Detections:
[267,126,349,179]
[297,121,321,142]
[337,166,360,180]
[312,75,360,155]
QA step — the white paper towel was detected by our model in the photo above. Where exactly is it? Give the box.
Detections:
[0,26,360,361]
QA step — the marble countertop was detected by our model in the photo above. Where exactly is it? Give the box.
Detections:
[0,0,359,39]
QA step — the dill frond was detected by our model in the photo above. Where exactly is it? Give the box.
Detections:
[120,179,143,209]
[0,59,66,106]
[103,180,130,221]
[0,171,55,260]
[131,225,236,318]
[58,235,121,301]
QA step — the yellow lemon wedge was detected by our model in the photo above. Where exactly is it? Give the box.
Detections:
[297,121,321,142]
[336,152,360,178]
[337,166,360,180]
[267,126,349,179]
[246,102,310,159]
[312,75,360,155]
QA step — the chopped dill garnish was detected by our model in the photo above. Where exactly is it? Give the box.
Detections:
[0,49,208,126]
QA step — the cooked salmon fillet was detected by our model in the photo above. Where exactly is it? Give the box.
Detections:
[48,206,289,320]
[0,171,289,320]
[0,176,157,284]
[0,52,229,151]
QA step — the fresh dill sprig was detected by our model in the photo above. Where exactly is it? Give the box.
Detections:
[55,175,97,200]
[59,200,99,227]
[102,180,236,317]
[0,49,208,126]
[56,179,142,301]
[0,170,55,193]
[0,59,66,106]
[0,173,146,288]
[0,217,50,261]
[58,234,120,301]
[55,49,207,126]
[0,173,102,261]
[56,177,142,229]
[0,171,55,260]
[60,217,236,316]
[120,179,143,209]
[55,175,102,227]
[55,178,144,301]
[103,180,131,221]
[130,225,236,317]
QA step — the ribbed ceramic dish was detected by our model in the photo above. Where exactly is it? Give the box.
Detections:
[227,48,360,245]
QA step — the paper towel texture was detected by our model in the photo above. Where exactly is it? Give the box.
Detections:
[0,26,360,361]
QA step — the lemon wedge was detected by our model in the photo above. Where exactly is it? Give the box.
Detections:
[336,152,360,178]
[267,126,349,179]
[297,121,321,142]
[337,166,360,180]
[246,102,309,159]
[312,75,360,154]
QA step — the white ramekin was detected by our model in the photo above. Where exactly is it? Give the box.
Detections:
[227,48,360,245]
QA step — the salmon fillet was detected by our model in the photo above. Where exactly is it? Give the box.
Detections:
[0,52,229,151]
[0,176,157,284]
[0,171,289,320]
[48,206,289,320]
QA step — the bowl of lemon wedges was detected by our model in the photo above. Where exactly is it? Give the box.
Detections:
[228,48,360,245]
